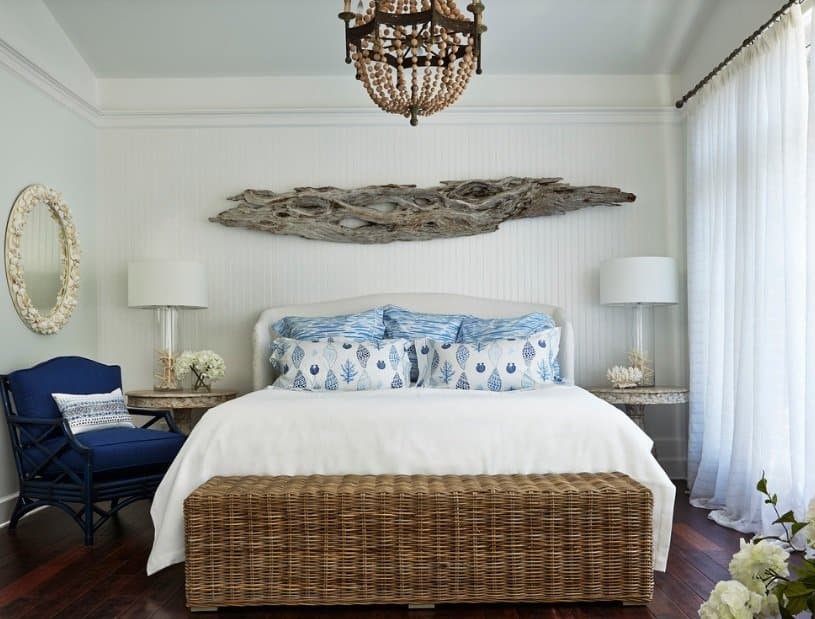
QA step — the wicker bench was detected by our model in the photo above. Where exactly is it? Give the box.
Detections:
[184,472,653,611]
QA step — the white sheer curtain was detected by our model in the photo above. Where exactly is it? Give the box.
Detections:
[687,5,815,536]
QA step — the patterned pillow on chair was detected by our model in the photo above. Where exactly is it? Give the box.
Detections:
[52,388,135,434]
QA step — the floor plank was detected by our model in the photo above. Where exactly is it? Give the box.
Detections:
[0,482,745,619]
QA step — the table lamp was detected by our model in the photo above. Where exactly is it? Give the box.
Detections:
[128,260,208,391]
[599,256,678,386]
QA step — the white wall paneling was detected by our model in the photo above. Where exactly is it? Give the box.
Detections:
[0,64,97,523]
[97,111,688,477]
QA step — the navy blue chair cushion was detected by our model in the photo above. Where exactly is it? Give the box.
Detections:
[25,427,185,477]
[7,356,122,423]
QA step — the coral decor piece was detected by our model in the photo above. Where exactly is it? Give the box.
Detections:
[211,177,636,244]
[606,365,643,389]
[628,349,654,386]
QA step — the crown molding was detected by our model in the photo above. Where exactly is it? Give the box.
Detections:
[0,36,99,123]
[96,106,680,129]
[1,38,680,129]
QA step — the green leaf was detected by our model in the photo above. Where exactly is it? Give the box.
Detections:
[779,606,795,619]
[773,510,797,525]
[757,476,769,495]
[791,521,808,536]
[785,597,810,615]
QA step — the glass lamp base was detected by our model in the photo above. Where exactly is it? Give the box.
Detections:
[154,306,180,391]
[627,304,655,387]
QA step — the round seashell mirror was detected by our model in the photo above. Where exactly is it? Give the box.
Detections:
[4,184,80,334]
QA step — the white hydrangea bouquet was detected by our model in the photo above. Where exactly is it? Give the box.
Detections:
[175,350,226,392]
[700,474,815,618]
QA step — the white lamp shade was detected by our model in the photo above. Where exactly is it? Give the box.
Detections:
[128,260,208,308]
[600,256,678,306]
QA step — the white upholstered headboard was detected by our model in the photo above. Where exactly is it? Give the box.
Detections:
[252,293,574,391]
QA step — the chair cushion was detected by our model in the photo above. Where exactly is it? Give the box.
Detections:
[25,427,185,477]
[8,357,122,423]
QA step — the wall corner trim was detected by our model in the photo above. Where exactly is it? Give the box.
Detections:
[0,36,100,123]
[1,37,681,129]
[96,106,681,129]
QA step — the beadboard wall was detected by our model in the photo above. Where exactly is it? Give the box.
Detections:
[96,113,688,476]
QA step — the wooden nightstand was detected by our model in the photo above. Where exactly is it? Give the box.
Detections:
[126,390,237,434]
[586,386,688,457]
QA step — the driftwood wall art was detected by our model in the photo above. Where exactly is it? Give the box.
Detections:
[210,177,636,244]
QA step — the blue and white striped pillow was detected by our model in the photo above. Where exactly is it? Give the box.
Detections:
[457,312,557,342]
[272,307,385,341]
[383,306,465,382]
[51,388,135,435]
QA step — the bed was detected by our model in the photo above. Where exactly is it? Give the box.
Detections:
[147,293,674,606]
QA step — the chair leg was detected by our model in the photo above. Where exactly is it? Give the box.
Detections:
[83,503,94,545]
[84,468,94,545]
[8,496,26,530]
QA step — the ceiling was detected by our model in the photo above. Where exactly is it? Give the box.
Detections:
[43,0,714,79]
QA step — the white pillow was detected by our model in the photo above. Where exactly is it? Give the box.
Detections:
[270,336,412,391]
[51,388,135,435]
[420,328,561,391]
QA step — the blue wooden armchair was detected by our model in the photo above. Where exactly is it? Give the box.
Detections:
[0,356,185,544]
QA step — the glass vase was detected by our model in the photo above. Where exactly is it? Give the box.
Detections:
[627,304,655,387]
[153,306,180,391]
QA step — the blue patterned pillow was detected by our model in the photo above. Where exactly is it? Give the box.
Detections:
[383,306,465,382]
[457,312,559,381]
[51,388,135,435]
[272,307,385,341]
[422,328,561,391]
[270,336,411,391]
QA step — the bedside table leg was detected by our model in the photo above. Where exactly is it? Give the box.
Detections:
[172,410,194,435]
[624,404,658,458]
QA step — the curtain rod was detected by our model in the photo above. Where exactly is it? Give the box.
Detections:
[675,0,805,109]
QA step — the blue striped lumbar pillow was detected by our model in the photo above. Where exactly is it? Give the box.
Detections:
[383,305,465,382]
[51,388,135,435]
[272,307,386,341]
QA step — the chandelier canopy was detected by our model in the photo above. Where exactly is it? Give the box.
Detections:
[339,0,486,126]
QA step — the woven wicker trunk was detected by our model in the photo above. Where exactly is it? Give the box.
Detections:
[184,472,653,609]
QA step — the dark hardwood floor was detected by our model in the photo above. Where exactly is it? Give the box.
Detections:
[0,483,742,618]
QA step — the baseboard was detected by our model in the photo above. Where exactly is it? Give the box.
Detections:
[0,492,18,528]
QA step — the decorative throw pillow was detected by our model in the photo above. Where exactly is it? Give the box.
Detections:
[457,312,560,381]
[422,328,561,391]
[272,307,386,342]
[270,336,412,391]
[51,388,135,435]
[383,306,465,383]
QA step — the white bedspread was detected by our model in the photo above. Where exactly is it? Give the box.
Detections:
[147,385,674,575]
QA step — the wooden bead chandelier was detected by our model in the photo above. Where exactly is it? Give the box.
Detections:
[339,0,486,126]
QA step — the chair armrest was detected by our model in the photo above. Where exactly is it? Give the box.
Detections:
[60,419,91,454]
[7,415,90,455]
[128,407,183,434]
[6,416,63,427]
